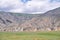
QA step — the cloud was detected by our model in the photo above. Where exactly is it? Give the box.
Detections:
[0,0,60,14]
[0,0,23,12]
[24,0,60,13]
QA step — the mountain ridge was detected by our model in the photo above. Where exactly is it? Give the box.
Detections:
[0,7,60,32]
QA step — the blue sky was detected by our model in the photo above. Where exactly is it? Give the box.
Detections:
[50,0,60,2]
[21,0,31,3]
[0,0,60,14]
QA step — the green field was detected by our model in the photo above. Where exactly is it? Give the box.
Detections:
[0,31,60,40]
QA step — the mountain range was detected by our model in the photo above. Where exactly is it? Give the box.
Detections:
[0,7,60,32]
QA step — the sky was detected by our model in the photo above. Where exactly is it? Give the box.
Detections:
[0,0,60,14]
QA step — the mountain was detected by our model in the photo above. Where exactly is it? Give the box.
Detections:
[0,7,60,32]
[45,7,60,15]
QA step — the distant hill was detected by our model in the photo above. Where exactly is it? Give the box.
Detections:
[0,7,60,32]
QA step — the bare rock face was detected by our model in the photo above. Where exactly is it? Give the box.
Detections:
[0,7,60,32]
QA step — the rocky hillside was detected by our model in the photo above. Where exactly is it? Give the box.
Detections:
[0,7,60,32]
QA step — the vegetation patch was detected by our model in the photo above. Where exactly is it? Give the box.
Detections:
[0,31,60,40]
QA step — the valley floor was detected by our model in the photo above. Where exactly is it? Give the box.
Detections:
[0,31,60,40]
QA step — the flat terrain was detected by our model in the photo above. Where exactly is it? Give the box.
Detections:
[0,31,60,40]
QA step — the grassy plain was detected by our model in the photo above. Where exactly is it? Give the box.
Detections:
[0,31,60,40]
